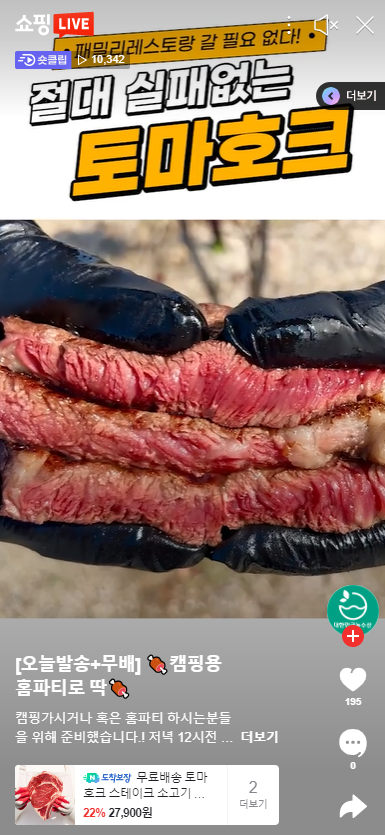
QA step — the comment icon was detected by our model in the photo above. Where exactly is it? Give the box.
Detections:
[339,729,367,758]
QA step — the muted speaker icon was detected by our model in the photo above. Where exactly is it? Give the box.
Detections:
[314,15,328,35]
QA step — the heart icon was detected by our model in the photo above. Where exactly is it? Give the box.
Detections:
[340,668,366,692]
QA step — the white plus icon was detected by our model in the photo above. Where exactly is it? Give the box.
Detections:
[347,629,360,643]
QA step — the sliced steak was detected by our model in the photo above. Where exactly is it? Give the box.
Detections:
[28,771,63,821]
[3,448,385,545]
[2,367,385,473]
[1,316,385,429]
[0,366,285,474]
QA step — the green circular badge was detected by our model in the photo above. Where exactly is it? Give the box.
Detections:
[327,585,379,634]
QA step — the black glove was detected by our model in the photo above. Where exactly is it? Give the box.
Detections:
[0,220,207,354]
[220,287,385,368]
[209,523,385,575]
[211,283,385,573]
[0,220,208,571]
[0,517,206,572]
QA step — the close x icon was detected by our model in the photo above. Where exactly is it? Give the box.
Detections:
[70,106,353,199]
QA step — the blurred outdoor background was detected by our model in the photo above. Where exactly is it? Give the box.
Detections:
[2,219,385,618]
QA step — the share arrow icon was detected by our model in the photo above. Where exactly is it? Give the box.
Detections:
[339,795,367,819]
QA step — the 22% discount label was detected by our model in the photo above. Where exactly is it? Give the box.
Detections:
[83,807,106,819]
[84,807,149,820]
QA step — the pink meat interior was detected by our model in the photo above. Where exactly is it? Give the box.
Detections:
[28,771,63,821]
[0,307,385,544]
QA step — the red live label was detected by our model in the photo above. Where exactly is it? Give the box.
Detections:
[53,12,94,37]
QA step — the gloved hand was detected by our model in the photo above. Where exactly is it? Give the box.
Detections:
[0,220,207,354]
[0,518,206,572]
[1,220,385,576]
[52,796,74,817]
[210,523,385,575]
[15,787,30,810]
[212,287,385,573]
[220,286,385,369]
[0,220,207,573]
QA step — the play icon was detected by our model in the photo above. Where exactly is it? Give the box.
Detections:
[339,795,367,819]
